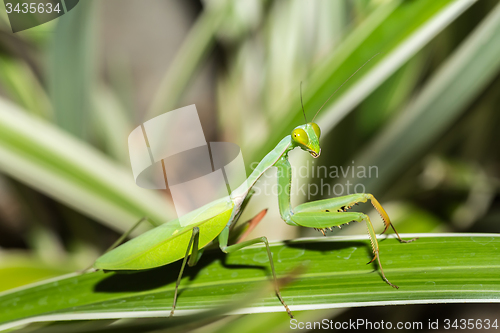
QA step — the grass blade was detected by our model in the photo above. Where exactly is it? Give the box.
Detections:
[0,97,174,232]
[0,56,52,119]
[249,0,474,163]
[49,0,97,139]
[0,252,70,293]
[316,0,475,135]
[0,233,498,330]
[146,3,228,119]
[350,0,500,193]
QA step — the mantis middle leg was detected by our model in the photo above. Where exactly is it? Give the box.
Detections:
[219,226,293,318]
[171,226,201,316]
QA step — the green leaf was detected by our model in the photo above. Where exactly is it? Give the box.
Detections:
[146,2,229,119]
[0,252,70,293]
[248,0,474,163]
[0,97,174,233]
[1,233,499,330]
[349,0,500,193]
[91,86,133,164]
[0,56,52,119]
[49,0,97,139]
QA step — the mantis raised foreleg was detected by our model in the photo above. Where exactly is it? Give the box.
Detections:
[275,157,417,288]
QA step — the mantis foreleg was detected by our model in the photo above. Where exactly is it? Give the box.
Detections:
[293,210,398,287]
[294,194,416,243]
[275,156,417,288]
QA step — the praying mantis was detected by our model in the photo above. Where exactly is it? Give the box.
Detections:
[93,73,417,319]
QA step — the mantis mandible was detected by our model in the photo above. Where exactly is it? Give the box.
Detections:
[93,63,417,319]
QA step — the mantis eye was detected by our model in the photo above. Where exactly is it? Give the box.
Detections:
[311,122,321,139]
[292,128,308,146]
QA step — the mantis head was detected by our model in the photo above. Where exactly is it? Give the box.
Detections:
[292,54,379,159]
[294,82,321,158]
[291,122,321,158]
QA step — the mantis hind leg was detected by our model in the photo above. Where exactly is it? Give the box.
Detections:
[171,227,200,317]
[84,217,152,273]
[218,227,293,318]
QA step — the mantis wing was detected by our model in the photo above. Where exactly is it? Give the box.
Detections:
[94,197,234,270]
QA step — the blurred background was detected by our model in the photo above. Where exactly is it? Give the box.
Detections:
[1,0,500,331]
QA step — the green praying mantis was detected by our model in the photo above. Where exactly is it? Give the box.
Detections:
[93,73,417,319]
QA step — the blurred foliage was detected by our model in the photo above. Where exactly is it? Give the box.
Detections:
[1,0,500,331]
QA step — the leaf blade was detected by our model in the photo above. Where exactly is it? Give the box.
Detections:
[349,0,500,193]
[0,233,498,329]
[0,97,174,233]
[248,0,475,163]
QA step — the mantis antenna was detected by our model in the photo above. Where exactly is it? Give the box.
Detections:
[312,53,380,122]
[300,81,307,123]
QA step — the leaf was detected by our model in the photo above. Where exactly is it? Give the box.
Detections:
[0,97,174,233]
[7,280,298,333]
[1,233,499,330]
[146,2,229,119]
[91,86,133,164]
[0,252,70,293]
[48,0,97,139]
[247,0,475,163]
[0,56,52,119]
[348,0,500,193]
